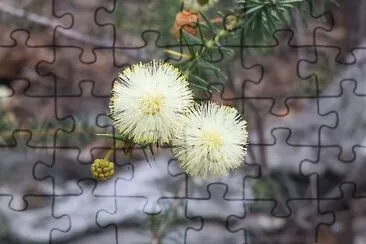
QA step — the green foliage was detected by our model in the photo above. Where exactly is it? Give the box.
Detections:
[250,178,281,210]
[167,12,236,94]
[235,0,339,44]
[307,0,339,16]
[152,0,183,44]
[236,0,303,45]
[145,200,187,243]
[113,0,181,45]
[0,110,106,148]
[166,0,338,95]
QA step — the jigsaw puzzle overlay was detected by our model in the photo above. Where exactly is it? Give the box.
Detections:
[0,0,366,243]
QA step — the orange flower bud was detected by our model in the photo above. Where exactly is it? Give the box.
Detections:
[171,10,200,39]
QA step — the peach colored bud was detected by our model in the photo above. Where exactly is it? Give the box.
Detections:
[171,10,200,39]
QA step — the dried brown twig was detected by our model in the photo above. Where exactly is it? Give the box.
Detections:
[0,2,140,59]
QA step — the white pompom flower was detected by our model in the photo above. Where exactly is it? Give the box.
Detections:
[172,102,248,179]
[181,0,218,12]
[110,61,194,145]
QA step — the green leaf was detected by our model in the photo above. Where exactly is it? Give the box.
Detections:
[199,12,217,34]
[190,74,221,93]
[180,33,197,58]
[245,4,264,15]
[189,82,211,92]
[148,144,156,161]
[196,21,207,54]
[182,30,204,45]
[141,146,152,167]
[197,61,228,80]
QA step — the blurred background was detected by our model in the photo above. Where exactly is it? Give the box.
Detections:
[0,0,366,243]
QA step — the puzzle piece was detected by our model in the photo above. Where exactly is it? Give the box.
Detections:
[0,195,70,243]
[52,0,115,48]
[52,81,110,146]
[36,47,124,93]
[1,78,75,132]
[300,48,366,177]
[0,28,55,86]
[51,180,117,242]
[318,76,366,163]
[2,1,366,243]
[0,130,55,210]
[0,1,71,46]
[114,157,186,206]
[97,196,199,244]
[185,183,246,243]
[33,145,134,195]
[95,157,197,244]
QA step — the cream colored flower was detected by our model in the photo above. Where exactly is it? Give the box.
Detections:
[171,102,248,179]
[110,61,194,145]
[181,0,218,12]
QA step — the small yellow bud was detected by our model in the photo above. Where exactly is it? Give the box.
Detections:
[225,15,238,31]
[90,159,115,181]
[218,29,228,37]
[206,39,215,48]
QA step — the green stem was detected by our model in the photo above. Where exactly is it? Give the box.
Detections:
[103,148,114,161]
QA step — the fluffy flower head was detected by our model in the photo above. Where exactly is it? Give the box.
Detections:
[110,61,194,145]
[172,102,248,179]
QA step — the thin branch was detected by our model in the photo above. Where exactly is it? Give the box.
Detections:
[245,99,269,174]
[0,2,140,60]
[294,8,308,74]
